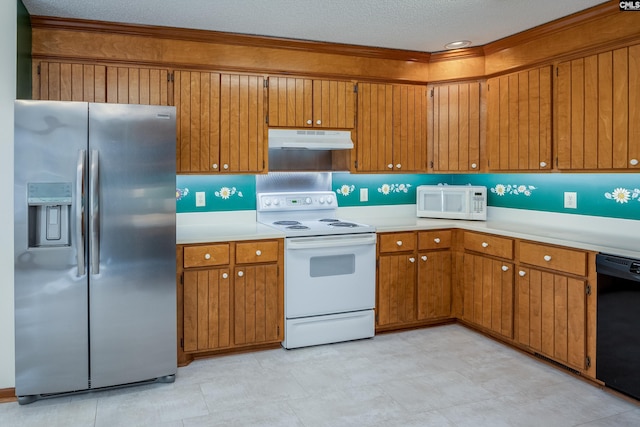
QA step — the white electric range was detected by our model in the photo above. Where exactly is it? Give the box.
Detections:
[257,191,376,349]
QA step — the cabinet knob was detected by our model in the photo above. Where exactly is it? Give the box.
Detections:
[630,158,639,166]
[256,250,262,256]
[409,257,415,263]
[471,163,478,169]
[502,265,509,272]
[316,119,322,125]
[396,164,402,169]
[212,163,218,170]
[237,271,244,277]
[519,270,526,277]
[543,255,552,262]
[434,238,441,244]
[396,241,403,246]
[223,164,229,170]
[222,273,229,279]
[540,161,547,168]
[387,164,393,169]
[481,242,489,248]
[204,253,211,260]
[421,255,427,261]
[306,119,313,125]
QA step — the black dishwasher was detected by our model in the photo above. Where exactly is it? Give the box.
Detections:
[596,253,640,400]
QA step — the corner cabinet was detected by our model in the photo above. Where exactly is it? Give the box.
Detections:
[556,44,640,170]
[428,81,481,172]
[355,82,428,173]
[175,71,267,174]
[177,239,284,366]
[267,76,355,128]
[486,66,552,171]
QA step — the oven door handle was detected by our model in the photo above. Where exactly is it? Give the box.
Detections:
[287,233,377,250]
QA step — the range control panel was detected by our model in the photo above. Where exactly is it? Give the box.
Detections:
[257,191,337,211]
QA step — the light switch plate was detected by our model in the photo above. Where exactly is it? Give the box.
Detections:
[360,188,368,202]
[564,192,577,209]
[195,191,206,207]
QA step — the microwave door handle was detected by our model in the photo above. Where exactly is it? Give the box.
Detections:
[75,149,86,276]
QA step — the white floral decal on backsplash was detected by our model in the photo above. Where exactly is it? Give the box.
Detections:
[336,184,356,196]
[176,187,189,201]
[378,183,411,195]
[605,187,640,204]
[491,184,537,196]
[214,186,243,200]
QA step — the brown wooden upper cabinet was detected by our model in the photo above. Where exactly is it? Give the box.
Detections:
[356,82,428,173]
[34,61,170,105]
[556,44,640,170]
[429,81,481,172]
[487,66,552,171]
[175,71,266,174]
[267,77,355,128]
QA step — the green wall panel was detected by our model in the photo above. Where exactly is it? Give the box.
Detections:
[176,175,256,213]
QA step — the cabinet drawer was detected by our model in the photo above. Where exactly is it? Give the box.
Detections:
[379,232,416,253]
[519,241,587,276]
[236,240,279,264]
[418,230,452,250]
[463,232,513,259]
[183,244,230,268]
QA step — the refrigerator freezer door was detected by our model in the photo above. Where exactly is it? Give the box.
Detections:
[87,103,177,388]
[14,100,90,396]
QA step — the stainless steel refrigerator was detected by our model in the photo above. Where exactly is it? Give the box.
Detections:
[14,100,177,404]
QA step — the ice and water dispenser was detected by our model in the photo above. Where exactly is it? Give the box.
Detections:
[27,182,73,247]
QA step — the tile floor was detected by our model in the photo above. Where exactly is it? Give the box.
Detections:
[1,324,638,426]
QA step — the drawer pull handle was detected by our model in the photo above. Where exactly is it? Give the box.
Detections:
[519,271,526,277]
[222,273,228,279]
[502,265,509,272]
[256,250,262,256]
[481,242,489,248]
[421,255,427,261]
[396,241,403,246]
[204,253,211,260]
[409,257,415,263]
[434,238,441,244]
[237,271,244,277]
[543,255,552,262]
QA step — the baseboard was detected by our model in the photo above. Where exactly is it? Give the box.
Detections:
[0,388,16,403]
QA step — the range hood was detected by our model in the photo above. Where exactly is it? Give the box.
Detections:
[268,129,354,150]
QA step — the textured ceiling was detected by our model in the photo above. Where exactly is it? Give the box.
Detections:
[22,0,607,53]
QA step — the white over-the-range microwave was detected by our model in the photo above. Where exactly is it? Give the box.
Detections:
[416,185,487,221]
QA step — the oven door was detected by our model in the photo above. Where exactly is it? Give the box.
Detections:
[285,233,376,318]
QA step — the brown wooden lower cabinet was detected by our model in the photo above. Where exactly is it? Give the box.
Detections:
[417,250,452,320]
[516,266,587,371]
[377,254,417,327]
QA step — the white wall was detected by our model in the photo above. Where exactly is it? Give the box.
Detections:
[1,0,17,389]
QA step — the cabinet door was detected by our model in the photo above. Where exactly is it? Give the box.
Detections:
[463,254,514,338]
[392,84,428,172]
[516,267,587,370]
[174,70,221,173]
[487,66,552,170]
[105,66,169,105]
[220,73,266,173]
[556,45,640,170]
[268,76,313,127]
[34,61,106,102]
[183,269,231,352]
[233,264,280,346]
[312,79,355,128]
[431,82,480,172]
[417,251,452,320]
[377,254,416,327]
[356,82,394,172]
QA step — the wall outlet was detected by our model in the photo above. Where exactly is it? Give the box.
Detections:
[360,188,368,202]
[195,191,206,207]
[564,192,577,209]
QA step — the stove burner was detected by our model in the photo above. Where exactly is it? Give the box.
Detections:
[330,222,360,228]
[286,225,311,230]
[318,218,340,223]
[274,220,301,226]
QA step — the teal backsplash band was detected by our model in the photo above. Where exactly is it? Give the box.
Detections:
[177,172,640,221]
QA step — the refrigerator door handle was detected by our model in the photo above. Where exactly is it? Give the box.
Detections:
[89,149,100,275]
[76,150,86,276]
